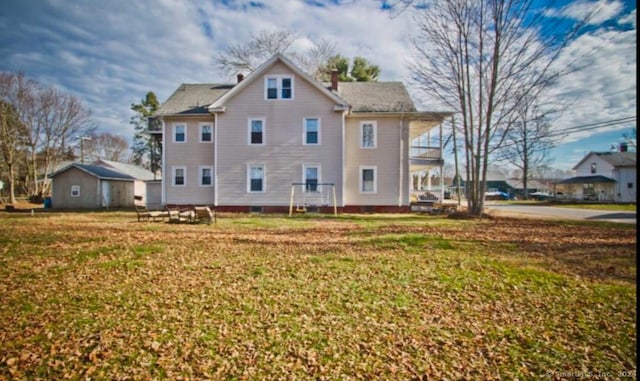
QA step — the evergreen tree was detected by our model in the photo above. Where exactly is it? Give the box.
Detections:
[130,92,159,168]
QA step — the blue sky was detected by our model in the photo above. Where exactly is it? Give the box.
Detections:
[0,0,636,171]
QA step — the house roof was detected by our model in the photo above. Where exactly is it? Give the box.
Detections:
[50,163,136,181]
[556,175,616,185]
[92,159,159,181]
[153,54,436,117]
[336,82,416,113]
[505,179,549,190]
[573,151,636,170]
[154,83,234,116]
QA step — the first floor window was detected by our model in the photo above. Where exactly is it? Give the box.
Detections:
[248,164,265,192]
[304,118,319,145]
[173,167,186,186]
[71,185,80,197]
[360,166,376,193]
[304,166,319,192]
[200,124,212,142]
[200,167,213,186]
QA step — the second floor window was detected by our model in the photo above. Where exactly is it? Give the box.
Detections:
[200,124,212,142]
[174,124,186,143]
[249,119,264,145]
[304,118,319,145]
[590,163,597,174]
[360,121,376,148]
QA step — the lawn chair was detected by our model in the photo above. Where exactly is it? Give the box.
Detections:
[193,206,216,224]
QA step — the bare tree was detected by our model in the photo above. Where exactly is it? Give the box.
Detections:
[215,30,296,77]
[82,132,129,162]
[410,0,586,216]
[0,99,26,204]
[494,96,557,199]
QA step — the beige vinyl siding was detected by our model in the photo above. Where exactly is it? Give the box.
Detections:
[216,61,344,206]
[163,116,216,205]
[344,116,409,206]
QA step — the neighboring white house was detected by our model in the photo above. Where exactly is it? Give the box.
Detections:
[152,54,452,213]
[555,151,636,202]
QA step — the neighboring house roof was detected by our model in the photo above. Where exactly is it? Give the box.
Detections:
[556,175,616,185]
[92,159,160,181]
[506,179,549,190]
[573,151,637,170]
[155,83,234,116]
[460,168,509,182]
[336,82,416,113]
[50,163,135,181]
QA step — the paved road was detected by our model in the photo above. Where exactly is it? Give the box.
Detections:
[485,203,637,224]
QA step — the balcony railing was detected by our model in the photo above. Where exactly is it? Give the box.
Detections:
[410,146,442,161]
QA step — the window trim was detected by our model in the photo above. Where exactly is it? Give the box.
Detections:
[248,118,265,145]
[303,164,321,192]
[360,121,377,149]
[70,185,80,197]
[247,163,266,193]
[199,123,213,143]
[172,166,186,187]
[264,75,294,100]
[199,166,213,187]
[359,165,377,194]
[173,123,187,143]
[303,117,321,145]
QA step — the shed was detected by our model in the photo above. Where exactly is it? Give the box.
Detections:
[50,163,135,209]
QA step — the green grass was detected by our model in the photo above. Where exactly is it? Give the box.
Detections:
[0,211,635,379]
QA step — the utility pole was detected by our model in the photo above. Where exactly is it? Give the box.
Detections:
[79,136,91,164]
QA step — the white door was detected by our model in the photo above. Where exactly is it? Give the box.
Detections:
[101,180,110,208]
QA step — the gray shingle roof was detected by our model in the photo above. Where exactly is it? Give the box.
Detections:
[50,163,135,180]
[556,175,616,184]
[92,159,159,181]
[594,152,636,167]
[154,84,234,116]
[336,82,416,113]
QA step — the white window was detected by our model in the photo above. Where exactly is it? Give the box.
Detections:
[200,123,213,143]
[265,76,294,100]
[360,121,377,148]
[248,164,265,193]
[200,166,213,187]
[70,185,80,197]
[303,165,320,192]
[173,166,186,187]
[174,123,186,143]
[360,166,377,193]
[304,118,320,145]
[248,118,265,145]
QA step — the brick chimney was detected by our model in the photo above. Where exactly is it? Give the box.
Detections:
[237,73,244,83]
[330,69,338,91]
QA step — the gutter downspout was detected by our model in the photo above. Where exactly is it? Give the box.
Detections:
[399,114,404,207]
[160,117,166,205]
[341,110,347,208]
[214,112,218,207]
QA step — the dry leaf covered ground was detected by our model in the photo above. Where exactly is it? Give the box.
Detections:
[0,211,636,380]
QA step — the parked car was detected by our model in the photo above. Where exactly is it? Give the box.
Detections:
[529,192,552,201]
[484,191,512,200]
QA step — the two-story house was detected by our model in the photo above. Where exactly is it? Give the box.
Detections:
[152,54,452,213]
[555,151,636,202]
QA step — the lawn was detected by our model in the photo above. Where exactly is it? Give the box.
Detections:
[0,211,636,379]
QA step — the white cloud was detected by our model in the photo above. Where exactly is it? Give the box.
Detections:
[549,0,625,24]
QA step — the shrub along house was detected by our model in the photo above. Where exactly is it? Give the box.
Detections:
[152,54,452,213]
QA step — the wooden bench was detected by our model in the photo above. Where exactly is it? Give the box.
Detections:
[135,204,168,222]
[193,206,216,224]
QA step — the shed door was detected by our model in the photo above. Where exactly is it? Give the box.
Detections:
[101,180,110,208]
